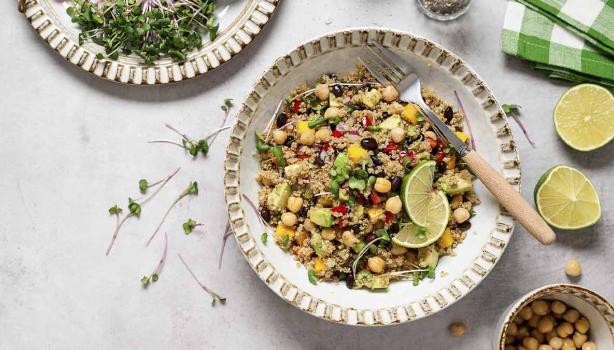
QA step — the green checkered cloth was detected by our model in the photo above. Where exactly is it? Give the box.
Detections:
[502,0,614,87]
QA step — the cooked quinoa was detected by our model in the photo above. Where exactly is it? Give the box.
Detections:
[254,66,479,290]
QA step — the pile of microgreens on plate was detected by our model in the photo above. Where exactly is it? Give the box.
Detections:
[106,99,233,306]
[67,0,219,63]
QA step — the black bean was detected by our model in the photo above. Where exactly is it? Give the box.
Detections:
[382,112,390,118]
[390,176,402,193]
[351,224,361,234]
[345,274,355,289]
[371,155,382,167]
[276,113,288,128]
[331,85,343,97]
[260,207,271,223]
[354,193,366,206]
[361,138,378,150]
[298,207,309,218]
[315,153,325,166]
[389,222,400,234]
[437,162,448,174]
[444,107,454,121]
[284,136,295,147]
[365,234,377,243]
[353,104,365,111]
[458,221,472,231]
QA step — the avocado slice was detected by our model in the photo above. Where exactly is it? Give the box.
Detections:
[309,208,333,227]
[379,115,403,130]
[418,246,439,268]
[329,93,342,108]
[267,183,292,211]
[436,173,473,194]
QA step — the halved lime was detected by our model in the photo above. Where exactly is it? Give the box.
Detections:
[534,165,601,230]
[554,84,614,151]
[393,190,449,248]
[400,161,437,227]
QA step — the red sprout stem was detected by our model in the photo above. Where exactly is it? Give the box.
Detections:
[153,233,169,276]
[165,123,195,143]
[242,194,267,226]
[218,223,232,269]
[178,253,226,305]
[509,113,536,147]
[454,91,477,150]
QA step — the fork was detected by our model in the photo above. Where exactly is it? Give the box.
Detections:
[359,42,556,245]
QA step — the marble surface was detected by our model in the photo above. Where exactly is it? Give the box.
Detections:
[1,0,613,349]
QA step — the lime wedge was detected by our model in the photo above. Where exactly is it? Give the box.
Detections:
[534,166,601,230]
[554,84,614,151]
[400,161,437,227]
[393,190,449,248]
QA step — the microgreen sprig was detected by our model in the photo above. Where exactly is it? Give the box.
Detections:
[148,123,231,158]
[178,253,226,306]
[138,173,171,194]
[502,103,535,147]
[218,223,232,269]
[106,167,180,256]
[183,218,203,235]
[145,181,199,246]
[141,232,169,288]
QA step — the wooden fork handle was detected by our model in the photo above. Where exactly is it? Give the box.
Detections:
[462,150,556,245]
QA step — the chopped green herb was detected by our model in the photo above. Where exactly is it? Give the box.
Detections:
[330,179,340,198]
[255,132,270,153]
[502,104,521,115]
[261,232,268,245]
[272,146,286,167]
[221,98,234,112]
[348,177,366,191]
[313,241,323,256]
[375,229,390,243]
[367,126,382,132]
[281,235,290,249]
[308,117,326,129]
[308,270,317,284]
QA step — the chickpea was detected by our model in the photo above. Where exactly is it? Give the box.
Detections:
[388,102,404,115]
[453,207,470,224]
[389,127,406,143]
[303,219,315,232]
[573,332,588,348]
[298,129,315,145]
[565,259,582,277]
[425,130,437,140]
[315,127,331,143]
[517,326,530,338]
[507,322,518,336]
[287,196,303,213]
[532,300,550,316]
[546,330,558,342]
[523,337,539,350]
[450,194,463,210]
[385,196,403,214]
[324,106,342,119]
[281,212,297,227]
[505,346,517,350]
[341,230,358,247]
[561,338,575,350]
[539,346,553,350]
[575,318,590,334]
[449,322,466,337]
[549,337,563,350]
[582,342,597,350]
[315,83,329,100]
[538,316,555,334]
[563,309,580,323]
[374,178,392,193]
[505,335,516,345]
[531,328,546,343]
[552,301,567,315]
[390,244,408,256]
[367,256,385,273]
[321,228,336,241]
[382,85,400,102]
[272,129,288,145]
[557,322,574,338]
[528,314,541,328]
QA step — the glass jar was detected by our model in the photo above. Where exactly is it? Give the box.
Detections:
[416,0,473,21]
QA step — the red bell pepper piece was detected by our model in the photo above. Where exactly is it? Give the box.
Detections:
[332,130,343,138]
[383,142,398,153]
[385,211,395,224]
[360,115,373,128]
[291,99,302,113]
[370,192,382,204]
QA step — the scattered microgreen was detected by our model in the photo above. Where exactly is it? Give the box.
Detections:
[218,223,233,269]
[178,253,226,306]
[67,0,218,63]
[220,99,234,112]
[348,177,366,191]
[502,103,535,147]
[261,232,268,245]
[141,233,168,288]
[138,174,170,194]
[183,218,203,235]
[255,132,270,153]
[415,225,427,240]
[149,123,231,158]
[502,104,521,115]
[412,265,436,286]
[454,91,477,150]
[366,126,381,132]
[469,207,476,218]
[281,235,290,249]
[272,146,286,167]
[308,270,317,285]
[308,117,326,129]
[351,237,384,278]
[146,181,199,246]
[106,168,180,256]
[375,229,390,243]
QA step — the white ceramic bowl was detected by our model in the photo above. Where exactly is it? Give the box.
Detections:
[495,284,614,349]
[224,28,520,326]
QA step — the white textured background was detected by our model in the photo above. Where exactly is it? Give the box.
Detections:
[1,0,613,349]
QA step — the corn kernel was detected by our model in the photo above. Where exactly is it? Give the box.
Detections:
[437,228,454,248]
[348,144,369,163]
[402,103,418,124]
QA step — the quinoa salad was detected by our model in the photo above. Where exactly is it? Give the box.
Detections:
[253,66,479,290]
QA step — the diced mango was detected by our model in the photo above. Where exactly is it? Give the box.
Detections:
[455,131,469,143]
[296,121,310,133]
[275,223,295,240]
[367,207,384,223]
[348,144,369,163]
[295,229,309,245]
[401,103,418,124]
[437,228,454,248]
[314,257,325,272]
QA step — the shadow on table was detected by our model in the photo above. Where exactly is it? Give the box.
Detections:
[27,0,286,103]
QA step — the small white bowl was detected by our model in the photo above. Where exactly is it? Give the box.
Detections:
[495,284,614,349]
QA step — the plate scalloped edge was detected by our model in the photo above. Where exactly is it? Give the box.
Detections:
[18,0,279,85]
[224,28,521,326]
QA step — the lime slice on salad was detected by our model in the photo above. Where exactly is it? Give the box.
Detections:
[400,160,437,227]
[392,190,449,248]
[554,84,614,151]
[534,165,601,230]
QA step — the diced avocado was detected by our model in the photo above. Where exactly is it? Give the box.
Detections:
[339,189,350,202]
[369,275,390,289]
[418,246,439,268]
[352,205,364,222]
[329,93,342,108]
[284,163,302,178]
[355,269,390,289]
[267,183,292,211]
[437,173,473,194]
[334,152,350,169]
[309,208,333,227]
[361,89,382,109]
[379,115,403,130]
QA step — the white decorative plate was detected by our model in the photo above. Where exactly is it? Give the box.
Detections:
[18,0,279,85]
[224,28,520,326]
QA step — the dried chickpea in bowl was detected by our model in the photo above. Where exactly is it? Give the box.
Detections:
[496,284,614,350]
